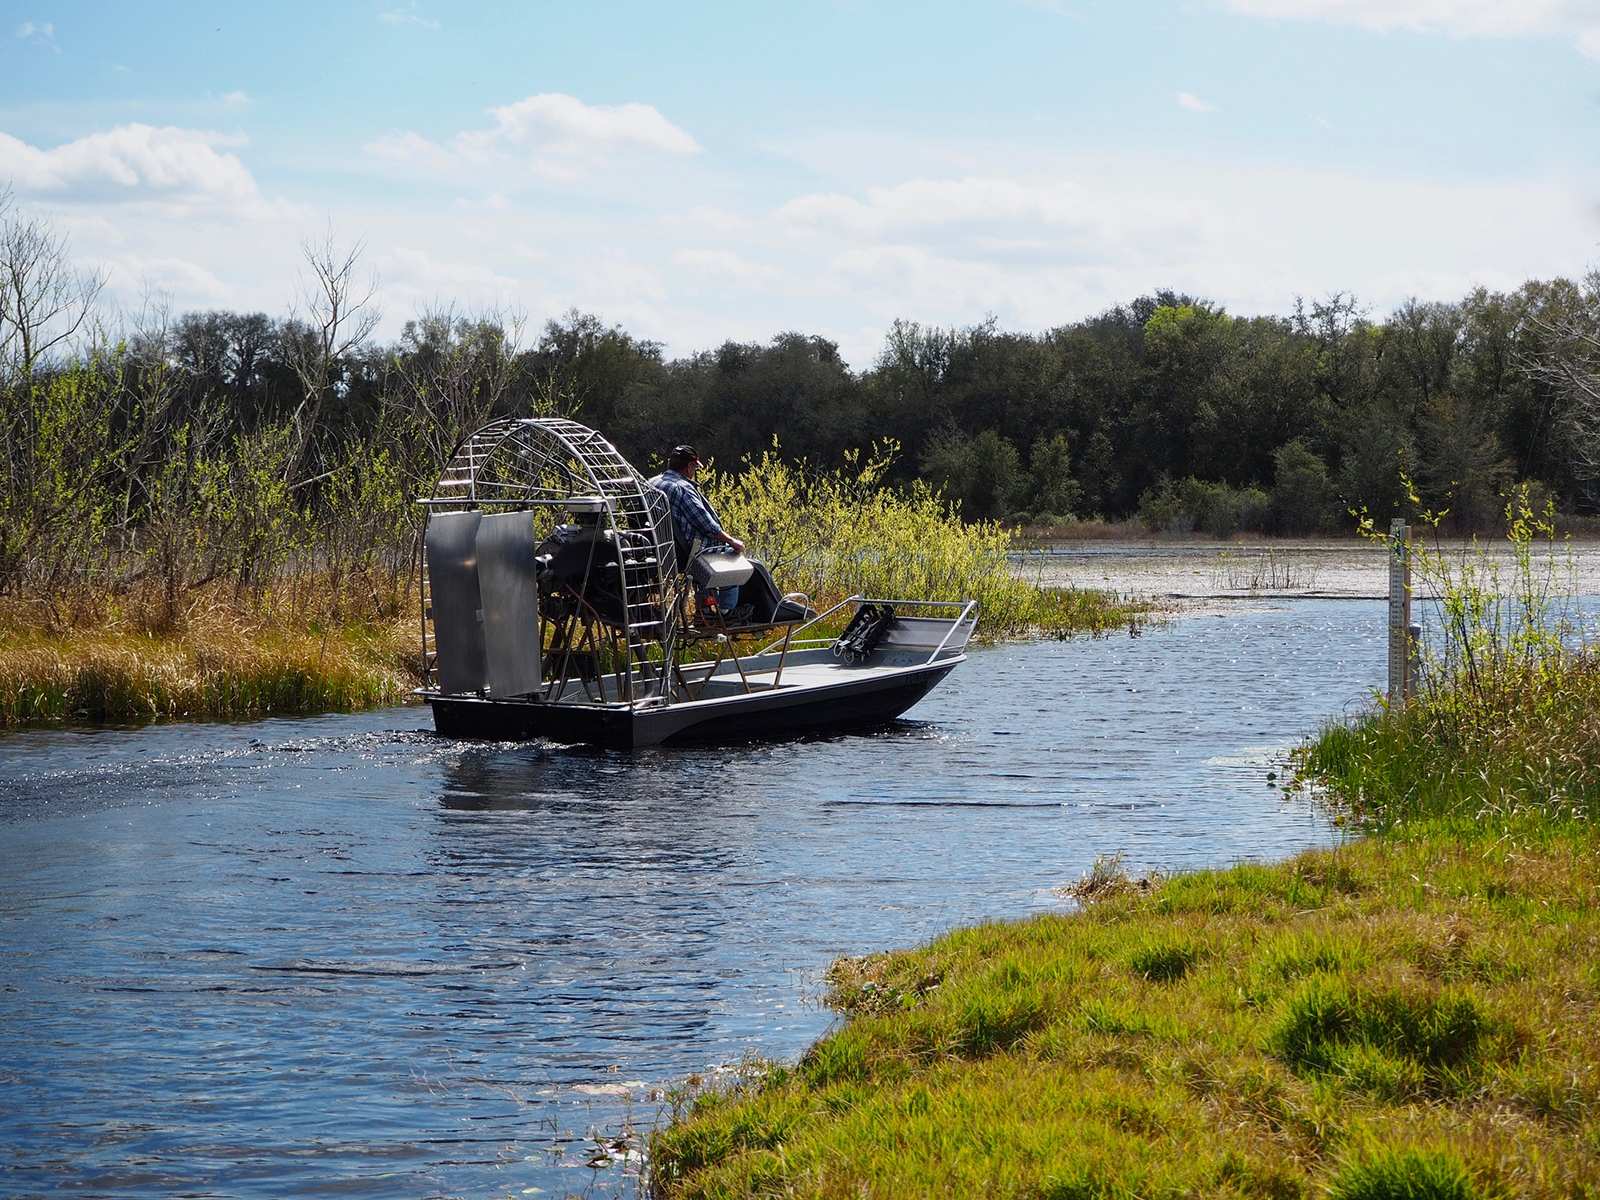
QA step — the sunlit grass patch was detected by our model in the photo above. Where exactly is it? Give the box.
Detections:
[0,584,418,727]
[1265,978,1491,1096]
[1127,940,1201,983]
[650,833,1600,1198]
[1328,1147,1478,1200]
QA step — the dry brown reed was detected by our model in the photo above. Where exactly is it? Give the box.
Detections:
[0,576,418,728]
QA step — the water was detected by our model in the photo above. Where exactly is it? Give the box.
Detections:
[1,599,1383,1198]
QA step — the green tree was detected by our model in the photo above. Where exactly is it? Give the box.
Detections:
[1415,392,1513,530]
[1335,402,1413,522]
[1026,433,1080,519]
[1270,439,1337,534]
[920,427,1022,521]
[1076,428,1118,517]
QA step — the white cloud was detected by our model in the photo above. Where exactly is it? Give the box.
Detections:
[766,156,1595,365]
[780,177,1104,239]
[379,3,440,30]
[14,116,1594,376]
[760,129,985,180]
[377,245,522,315]
[473,93,700,156]
[364,129,456,173]
[15,19,59,52]
[0,124,259,205]
[365,92,700,184]
[221,90,251,109]
[104,254,231,302]
[1177,91,1217,112]
[673,248,781,287]
[1222,0,1600,58]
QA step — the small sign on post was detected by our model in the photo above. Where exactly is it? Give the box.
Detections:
[1387,519,1412,705]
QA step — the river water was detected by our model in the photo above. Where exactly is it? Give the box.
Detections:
[1,599,1383,1198]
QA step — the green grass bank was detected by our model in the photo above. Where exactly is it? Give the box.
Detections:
[650,645,1600,1198]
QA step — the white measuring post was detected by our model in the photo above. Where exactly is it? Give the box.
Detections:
[1387,519,1412,705]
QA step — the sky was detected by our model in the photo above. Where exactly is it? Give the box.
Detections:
[4,0,1600,368]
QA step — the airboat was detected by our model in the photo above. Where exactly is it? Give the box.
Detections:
[417,417,977,748]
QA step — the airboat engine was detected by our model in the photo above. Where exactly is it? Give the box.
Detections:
[419,418,678,702]
[533,497,663,628]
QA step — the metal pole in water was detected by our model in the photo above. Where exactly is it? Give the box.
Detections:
[1387,519,1413,705]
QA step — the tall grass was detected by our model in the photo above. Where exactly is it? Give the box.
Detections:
[0,581,416,728]
[709,442,1141,641]
[1299,486,1598,833]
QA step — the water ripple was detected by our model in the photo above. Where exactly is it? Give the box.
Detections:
[0,600,1384,1196]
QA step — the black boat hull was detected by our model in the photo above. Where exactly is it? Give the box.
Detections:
[426,659,958,749]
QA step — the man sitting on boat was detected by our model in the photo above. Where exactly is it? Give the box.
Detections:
[648,445,750,620]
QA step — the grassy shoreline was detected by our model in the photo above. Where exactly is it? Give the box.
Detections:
[0,583,1140,731]
[649,650,1600,1198]
[0,611,420,729]
[653,830,1598,1198]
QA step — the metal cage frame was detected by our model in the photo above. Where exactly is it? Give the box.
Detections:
[418,417,678,702]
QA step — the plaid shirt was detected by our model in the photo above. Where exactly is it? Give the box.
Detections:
[648,469,727,551]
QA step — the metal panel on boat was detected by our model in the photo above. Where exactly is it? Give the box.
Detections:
[424,512,486,695]
[476,511,542,698]
[881,614,977,653]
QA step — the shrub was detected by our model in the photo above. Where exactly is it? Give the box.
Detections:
[1328,1148,1477,1200]
[1270,439,1337,534]
[1136,477,1192,534]
[1138,476,1275,536]
[709,441,1139,640]
[1129,942,1200,983]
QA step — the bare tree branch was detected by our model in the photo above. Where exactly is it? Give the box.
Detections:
[1521,274,1600,496]
[283,230,380,482]
[0,189,107,387]
[383,304,524,485]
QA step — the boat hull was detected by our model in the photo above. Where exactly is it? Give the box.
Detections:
[426,658,959,749]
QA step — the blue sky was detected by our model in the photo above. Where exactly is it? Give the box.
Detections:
[5,0,1599,366]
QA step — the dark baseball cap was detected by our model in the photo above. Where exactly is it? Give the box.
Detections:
[668,444,703,466]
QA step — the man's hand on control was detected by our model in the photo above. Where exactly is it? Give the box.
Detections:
[724,536,745,554]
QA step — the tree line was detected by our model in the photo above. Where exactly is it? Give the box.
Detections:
[3,189,1599,625]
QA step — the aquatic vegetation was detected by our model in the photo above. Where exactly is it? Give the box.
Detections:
[1300,486,1600,833]
[1213,547,1324,592]
[708,442,1144,642]
[1296,654,1600,833]
[0,583,416,727]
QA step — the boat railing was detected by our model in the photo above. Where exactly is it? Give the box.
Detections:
[751,595,979,665]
